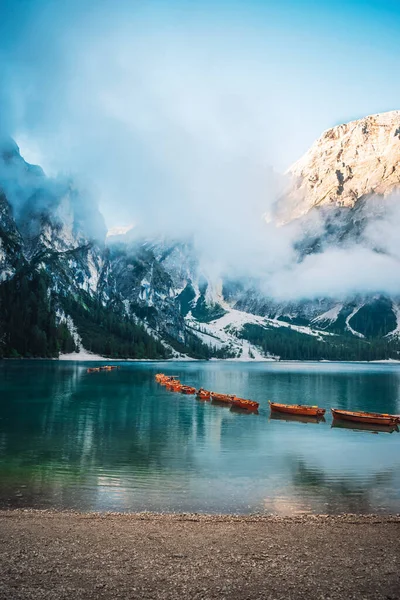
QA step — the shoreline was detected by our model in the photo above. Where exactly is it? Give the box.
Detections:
[1,508,400,521]
[3,356,400,364]
[1,510,399,599]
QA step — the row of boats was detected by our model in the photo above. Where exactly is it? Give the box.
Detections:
[155,374,260,411]
[156,374,400,428]
[87,365,120,373]
[270,401,400,427]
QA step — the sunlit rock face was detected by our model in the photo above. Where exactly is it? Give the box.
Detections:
[275,111,400,223]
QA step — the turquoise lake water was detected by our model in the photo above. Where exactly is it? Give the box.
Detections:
[0,360,399,514]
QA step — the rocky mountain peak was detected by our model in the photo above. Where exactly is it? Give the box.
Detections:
[275,110,400,223]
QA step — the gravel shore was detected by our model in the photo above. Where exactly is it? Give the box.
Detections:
[0,511,399,599]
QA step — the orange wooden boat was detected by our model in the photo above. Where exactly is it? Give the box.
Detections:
[160,376,180,386]
[269,401,326,418]
[331,408,398,426]
[180,386,196,395]
[87,367,101,373]
[166,383,182,392]
[231,397,259,412]
[196,388,211,400]
[211,392,234,405]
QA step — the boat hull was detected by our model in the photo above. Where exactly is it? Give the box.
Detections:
[181,387,196,395]
[231,398,259,412]
[197,393,211,401]
[211,393,234,405]
[269,401,325,418]
[331,408,398,426]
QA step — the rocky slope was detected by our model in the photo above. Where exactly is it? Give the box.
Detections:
[275,110,400,223]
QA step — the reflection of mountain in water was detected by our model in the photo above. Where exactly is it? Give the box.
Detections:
[288,458,400,514]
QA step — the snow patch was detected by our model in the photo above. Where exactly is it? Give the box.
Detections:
[311,304,343,327]
[59,348,107,361]
[345,306,365,338]
[56,309,82,349]
[385,302,400,338]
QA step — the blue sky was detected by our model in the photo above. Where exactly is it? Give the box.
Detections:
[0,0,399,228]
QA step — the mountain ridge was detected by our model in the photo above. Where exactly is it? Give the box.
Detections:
[275,110,400,224]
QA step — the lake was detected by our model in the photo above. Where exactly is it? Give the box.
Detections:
[0,360,399,515]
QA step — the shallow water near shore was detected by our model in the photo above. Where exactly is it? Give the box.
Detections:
[1,360,400,515]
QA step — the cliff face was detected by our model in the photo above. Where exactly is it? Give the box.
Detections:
[275,111,400,223]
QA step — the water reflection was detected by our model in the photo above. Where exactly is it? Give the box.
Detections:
[286,458,400,514]
[269,412,326,425]
[331,420,399,434]
[0,360,400,513]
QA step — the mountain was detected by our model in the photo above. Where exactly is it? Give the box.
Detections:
[1,112,400,361]
[275,110,400,223]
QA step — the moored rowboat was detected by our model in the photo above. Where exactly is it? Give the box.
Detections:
[211,392,234,405]
[269,401,326,418]
[165,383,182,391]
[231,397,259,412]
[331,408,398,426]
[196,388,211,400]
[180,386,196,395]
[160,376,180,386]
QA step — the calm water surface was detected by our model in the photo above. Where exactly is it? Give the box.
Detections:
[1,360,400,515]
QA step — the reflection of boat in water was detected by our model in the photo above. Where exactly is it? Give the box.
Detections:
[331,420,399,434]
[270,412,326,424]
[269,401,326,418]
[331,408,398,427]
[230,405,253,414]
[230,402,259,414]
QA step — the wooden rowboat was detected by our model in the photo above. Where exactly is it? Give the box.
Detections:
[180,386,196,395]
[160,377,179,386]
[231,397,259,412]
[269,401,326,418]
[196,389,211,400]
[211,392,234,405]
[331,408,398,426]
[158,375,180,384]
[165,383,182,391]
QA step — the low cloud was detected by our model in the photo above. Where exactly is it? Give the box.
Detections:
[1,1,400,302]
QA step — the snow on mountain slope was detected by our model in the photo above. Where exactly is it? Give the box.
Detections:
[311,304,344,327]
[185,307,337,360]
